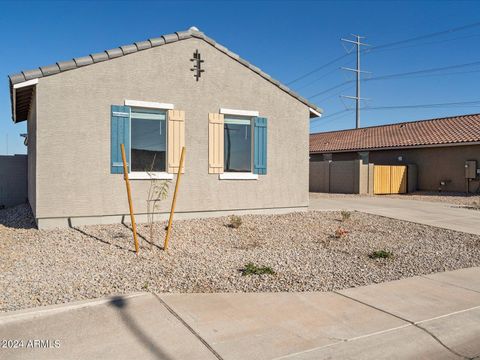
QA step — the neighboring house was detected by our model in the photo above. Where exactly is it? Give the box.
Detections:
[310,114,480,193]
[9,27,322,229]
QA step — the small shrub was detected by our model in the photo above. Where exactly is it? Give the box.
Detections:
[369,250,393,259]
[228,215,242,229]
[240,262,275,276]
[341,211,351,222]
[334,227,349,238]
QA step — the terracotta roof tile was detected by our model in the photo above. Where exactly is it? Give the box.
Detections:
[310,114,480,153]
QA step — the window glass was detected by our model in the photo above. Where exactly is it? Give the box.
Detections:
[131,109,166,172]
[224,116,252,172]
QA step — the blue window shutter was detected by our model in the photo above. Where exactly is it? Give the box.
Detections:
[253,117,267,175]
[111,105,131,174]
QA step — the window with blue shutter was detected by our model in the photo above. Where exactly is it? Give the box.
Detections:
[253,117,267,175]
[111,105,131,174]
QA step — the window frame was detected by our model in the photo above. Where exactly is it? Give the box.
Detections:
[127,102,173,180]
[219,109,259,180]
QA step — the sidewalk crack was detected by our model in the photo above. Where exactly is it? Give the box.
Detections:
[334,291,473,359]
[153,294,224,360]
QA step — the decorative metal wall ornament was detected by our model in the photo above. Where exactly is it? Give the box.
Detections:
[190,50,204,81]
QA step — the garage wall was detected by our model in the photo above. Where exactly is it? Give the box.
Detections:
[0,155,28,208]
[309,161,329,192]
[309,160,373,194]
[369,144,480,192]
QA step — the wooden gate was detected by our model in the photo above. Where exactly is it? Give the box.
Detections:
[374,165,407,194]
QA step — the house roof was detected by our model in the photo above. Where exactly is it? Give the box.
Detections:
[9,27,322,122]
[310,113,480,153]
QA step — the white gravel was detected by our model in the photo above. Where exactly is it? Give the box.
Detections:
[1,204,479,312]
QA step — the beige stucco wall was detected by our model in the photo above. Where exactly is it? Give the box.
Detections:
[311,144,480,192]
[27,90,37,217]
[33,38,310,223]
[309,160,372,194]
[369,145,480,192]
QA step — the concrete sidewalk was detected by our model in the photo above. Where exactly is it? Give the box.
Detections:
[1,267,479,360]
[309,194,480,235]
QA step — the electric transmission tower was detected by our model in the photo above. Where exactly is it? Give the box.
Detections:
[341,34,370,128]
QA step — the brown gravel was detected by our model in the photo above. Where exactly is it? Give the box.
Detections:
[1,204,479,312]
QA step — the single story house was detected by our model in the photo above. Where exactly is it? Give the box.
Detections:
[9,27,322,229]
[310,114,480,193]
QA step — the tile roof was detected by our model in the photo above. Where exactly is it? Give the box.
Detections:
[9,27,322,122]
[310,113,480,153]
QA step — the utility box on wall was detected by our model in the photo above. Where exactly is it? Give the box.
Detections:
[465,160,477,179]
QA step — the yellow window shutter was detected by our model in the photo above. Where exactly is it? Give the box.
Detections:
[208,113,224,174]
[167,109,185,173]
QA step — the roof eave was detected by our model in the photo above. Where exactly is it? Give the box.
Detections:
[10,78,38,123]
[8,28,322,121]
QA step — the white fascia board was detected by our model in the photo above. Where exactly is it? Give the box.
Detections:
[125,100,174,110]
[309,107,322,118]
[220,108,259,117]
[13,78,39,89]
[219,172,259,180]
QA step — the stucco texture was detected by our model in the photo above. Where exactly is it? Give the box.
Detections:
[33,38,310,222]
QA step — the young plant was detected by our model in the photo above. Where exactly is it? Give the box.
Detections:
[228,215,242,229]
[369,250,393,259]
[146,155,170,246]
[240,262,275,276]
[341,211,351,222]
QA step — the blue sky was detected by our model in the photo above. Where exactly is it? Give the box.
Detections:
[1,0,480,155]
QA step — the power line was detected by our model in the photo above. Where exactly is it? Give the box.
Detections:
[308,59,480,100]
[311,99,480,128]
[365,60,480,82]
[288,21,480,86]
[365,32,480,55]
[368,21,480,52]
[363,99,480,110]
[287,53,350,85]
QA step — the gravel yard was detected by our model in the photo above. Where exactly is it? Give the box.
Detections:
[1,204,479,312]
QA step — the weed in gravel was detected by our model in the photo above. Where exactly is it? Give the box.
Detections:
[341,211,351,222]
[240,262,275,276]
[369,250,393,259]
[228,215,243,229]
[142,282,149,290]
[334,227,349,238]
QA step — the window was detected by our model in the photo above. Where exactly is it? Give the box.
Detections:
[131,108,166,172]
[224,116,252,172]
[358,152,369,164]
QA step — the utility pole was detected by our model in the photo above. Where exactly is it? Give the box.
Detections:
[340,34,370,128]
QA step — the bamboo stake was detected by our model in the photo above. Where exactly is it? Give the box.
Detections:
[164,147,186,251]
[121,144,139,254]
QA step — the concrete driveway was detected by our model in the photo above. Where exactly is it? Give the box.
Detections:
[1,267,479,360]
[309,193,480,235]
